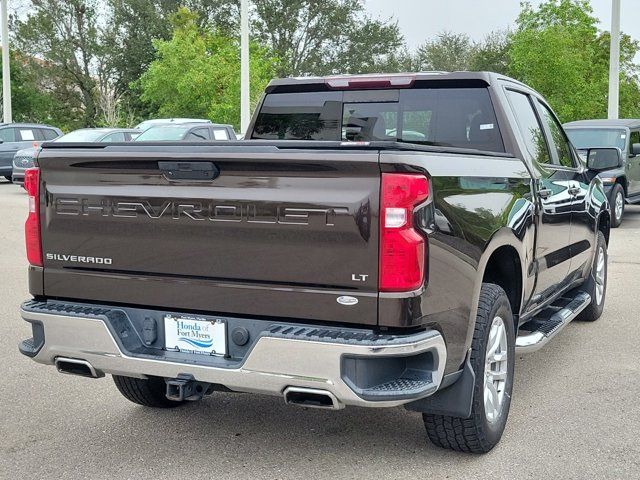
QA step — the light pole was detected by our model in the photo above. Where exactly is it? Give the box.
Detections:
[608,0,621,120]
[240,0,250,135]
[1,0,11,124]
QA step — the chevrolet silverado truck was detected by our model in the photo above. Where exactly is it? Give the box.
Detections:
[19,72,613,453]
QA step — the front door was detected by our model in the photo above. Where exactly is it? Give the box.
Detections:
[627,130,640,196]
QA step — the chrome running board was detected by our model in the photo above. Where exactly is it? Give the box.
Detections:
[516,291,591,354]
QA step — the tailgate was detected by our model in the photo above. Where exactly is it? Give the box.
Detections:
[39,145,380,325]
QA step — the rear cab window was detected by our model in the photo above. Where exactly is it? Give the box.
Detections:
[252,85,505,152]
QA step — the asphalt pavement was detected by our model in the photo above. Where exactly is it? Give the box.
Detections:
[1,178,638,479]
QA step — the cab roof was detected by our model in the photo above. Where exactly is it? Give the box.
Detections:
[265,71,525,93]
[564,119,640,129]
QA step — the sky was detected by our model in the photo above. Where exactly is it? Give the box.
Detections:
[364,0,638,50]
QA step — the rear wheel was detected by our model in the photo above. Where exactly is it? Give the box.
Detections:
[113,375,184,408]
[576,231,607,322]
[610,183,624,228]
[423,284,515,453]
[3,175,11,182]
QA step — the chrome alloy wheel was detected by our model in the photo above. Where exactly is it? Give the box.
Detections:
[484,316,508,424]
[615,191,624,222]
[595,246,606,305]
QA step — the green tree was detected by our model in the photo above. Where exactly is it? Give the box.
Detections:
[12,0,111,128]
[0,51,59,124]
[508,0,640,122]
[105,0,236,117]
[416,31,474,71]
[252,0,404,76]
[414,30,510,74]
[138,8,275,130]
[469,31,510,74]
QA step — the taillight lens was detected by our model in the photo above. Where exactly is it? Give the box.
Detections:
[24,168,42,266]
[379,173,429,292]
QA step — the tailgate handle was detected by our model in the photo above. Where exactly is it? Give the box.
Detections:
[158,161,219,181]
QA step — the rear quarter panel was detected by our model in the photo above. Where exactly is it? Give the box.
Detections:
[380,151,534,372]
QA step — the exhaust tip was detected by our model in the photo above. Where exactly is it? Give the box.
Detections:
[283,387,342,410]
[55,357,102,378]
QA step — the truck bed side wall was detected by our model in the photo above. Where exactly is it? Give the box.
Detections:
[380,152,534,372]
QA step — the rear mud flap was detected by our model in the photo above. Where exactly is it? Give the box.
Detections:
[404,351,474,418]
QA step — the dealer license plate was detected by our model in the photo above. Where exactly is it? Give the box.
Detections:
[164,315,226,356]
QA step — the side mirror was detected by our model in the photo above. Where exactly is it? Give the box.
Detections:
[631,143,640,156]
[586,147,622,171]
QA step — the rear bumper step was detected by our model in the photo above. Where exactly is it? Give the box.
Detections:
[516,291,591,353]
[18,300,446,408]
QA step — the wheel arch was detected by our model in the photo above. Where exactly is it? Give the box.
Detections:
[598,207,611,245]
[463,229,528,361]
[616,176,628,197]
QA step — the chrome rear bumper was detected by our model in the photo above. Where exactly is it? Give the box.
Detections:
[20,302,447,408]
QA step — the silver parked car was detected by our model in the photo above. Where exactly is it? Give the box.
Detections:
[11,147,40,186]
[12,128,141,186]
[134,123,237,141]
[55,127,141,143]
[134,118,212,131]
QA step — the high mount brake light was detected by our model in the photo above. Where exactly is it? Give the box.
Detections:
[379,173,429,292]
[24,168,42,267]
[325,75,415,90]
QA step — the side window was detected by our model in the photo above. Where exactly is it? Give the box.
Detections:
[41,129,59,140]
[18,129,36,141]
[212,128,229,140]
[0,128,15,142]
[535,100,574,168]
[188,128,211,140]
[33,129,46,141]
[506,90,551,165]
[629,131,640,156]
[100,132,125,142]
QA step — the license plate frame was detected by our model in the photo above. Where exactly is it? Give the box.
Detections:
[164,315,226,356]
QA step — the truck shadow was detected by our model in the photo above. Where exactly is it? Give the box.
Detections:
[74,361,547,472]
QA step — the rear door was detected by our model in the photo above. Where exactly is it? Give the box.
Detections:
[505,89,573,308]
[38,145,381,325]
[533,98,594,282]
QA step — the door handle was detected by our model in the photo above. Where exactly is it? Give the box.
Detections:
[158,161,219,181]
[538,188,552,199]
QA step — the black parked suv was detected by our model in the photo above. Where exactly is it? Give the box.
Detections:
[564,119,640,227]
[0,123,62,181]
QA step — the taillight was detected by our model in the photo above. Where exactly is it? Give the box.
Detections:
[379,173,429,292]
[24,168,42,266]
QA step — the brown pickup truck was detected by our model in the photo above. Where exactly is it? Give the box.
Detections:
[19,72,612,453]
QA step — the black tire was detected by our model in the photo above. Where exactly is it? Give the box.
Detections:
[576,231,608,322]
[610,183,624,228]
[113,375,184,408]
[423,284,515,453]
[3,175,11,182]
